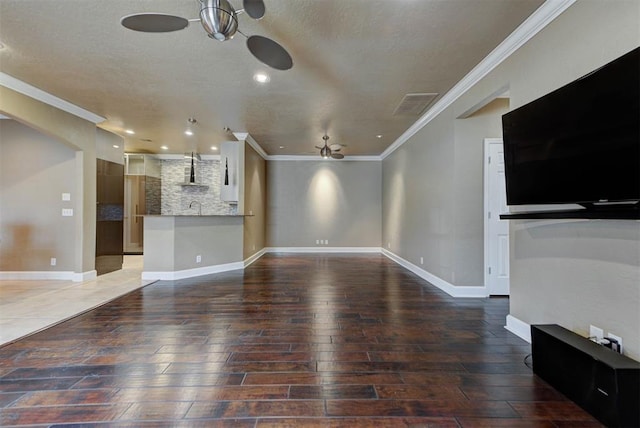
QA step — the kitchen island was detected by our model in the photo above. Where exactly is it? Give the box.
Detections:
[141,215,249,280]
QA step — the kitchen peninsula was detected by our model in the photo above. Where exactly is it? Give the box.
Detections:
[135,138,266,281]
[141,214,251,280]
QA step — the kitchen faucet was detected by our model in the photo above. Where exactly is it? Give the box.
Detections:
[189,200,202,215]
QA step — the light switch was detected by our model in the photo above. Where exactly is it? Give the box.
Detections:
[62,208,73,217]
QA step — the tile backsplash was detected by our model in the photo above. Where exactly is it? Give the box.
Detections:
[160,159,237,215]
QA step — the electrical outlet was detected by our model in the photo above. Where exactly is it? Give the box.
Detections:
[589,325,604,342]
[388,242,391,249]
[196,255,201,263]
[420,257,424,265]
[325,240,329,245]
[607,332,623,353]
[50,258,57,266]
[61,193,71,201]
[316,239,320,245]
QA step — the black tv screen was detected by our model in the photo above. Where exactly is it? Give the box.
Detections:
[501,47,639,207]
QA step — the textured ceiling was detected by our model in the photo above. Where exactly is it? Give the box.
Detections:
[0,0,544,156]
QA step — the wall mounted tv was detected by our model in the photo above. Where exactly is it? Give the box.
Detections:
[501,47,639,220]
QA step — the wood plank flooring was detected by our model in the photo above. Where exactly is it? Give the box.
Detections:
[0,254,602,427]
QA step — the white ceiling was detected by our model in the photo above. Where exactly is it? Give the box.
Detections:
[0,0,544,157]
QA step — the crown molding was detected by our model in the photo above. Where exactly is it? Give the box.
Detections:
[233,132,382,161]
[234,132,270,159]
[380,0,576,160]
[0,72,106,124]
[153,154,222,161]
[268,155,381,162]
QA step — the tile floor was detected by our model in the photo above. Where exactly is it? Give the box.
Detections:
[0,256,152,346]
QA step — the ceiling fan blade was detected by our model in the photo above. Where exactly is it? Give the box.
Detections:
[247,35,293,70]
[314,146,323,149]
[332,147,341,152]
[331,153,345,159]
[121,13,189,33]
[244,0,266,19]
[329,143,345,150]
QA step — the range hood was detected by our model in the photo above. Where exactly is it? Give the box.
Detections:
[179,152,208,187]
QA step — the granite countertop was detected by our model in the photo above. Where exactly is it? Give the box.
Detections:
[138,214,253,217]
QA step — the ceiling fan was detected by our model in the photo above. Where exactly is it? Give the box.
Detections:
[316,135,344,159]
[120,0,293,70]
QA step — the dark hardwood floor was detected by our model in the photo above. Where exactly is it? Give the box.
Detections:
[0,254,601,427]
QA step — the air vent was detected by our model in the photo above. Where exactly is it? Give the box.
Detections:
[393,93,438,116]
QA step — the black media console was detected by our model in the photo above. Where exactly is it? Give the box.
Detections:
[531,324,640,427]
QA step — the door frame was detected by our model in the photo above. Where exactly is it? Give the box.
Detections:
[483,137,509,295]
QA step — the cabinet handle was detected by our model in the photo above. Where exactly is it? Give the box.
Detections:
[135,205,138,223]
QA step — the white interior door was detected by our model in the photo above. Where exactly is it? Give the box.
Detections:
[484,138,510,295]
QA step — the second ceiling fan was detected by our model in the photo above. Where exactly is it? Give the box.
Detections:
[121,0,293,71]
[316,135,344,159]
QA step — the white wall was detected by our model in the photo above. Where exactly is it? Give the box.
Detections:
[267,160,381,248]
[382,1,640,359]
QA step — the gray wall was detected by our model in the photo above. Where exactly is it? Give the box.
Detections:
[383,99,507,287]
[0,86,98,276]
[267,160,381,248]
[243,143,266,259]
[143,216,243,273]
[382,1,640,359]
[96,128,124,165]
[0,120,77,271]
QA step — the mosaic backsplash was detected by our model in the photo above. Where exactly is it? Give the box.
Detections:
[160,159,237,215]
[145,176,162,215]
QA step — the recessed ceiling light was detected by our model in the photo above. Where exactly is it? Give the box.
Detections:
[125,129,135,135]
[253,72,270,83]
[113,145,120,149]
[185,117,197,136]
[211,146,218,151]
[161,145,169,150]
[279,146,284,149]
[376,134,382,139]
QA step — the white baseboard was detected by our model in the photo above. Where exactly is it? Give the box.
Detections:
[0,270,96,282]
[381,248,489,298]
[0,271,76,281]
[244,248,267,267]
[142,261,245,281]
[265,247,382,254]
[73,270,97,282]
[138,247,491,302]
[505,314,531,343]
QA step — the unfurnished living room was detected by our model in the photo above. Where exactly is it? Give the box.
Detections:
[0,1,639,427]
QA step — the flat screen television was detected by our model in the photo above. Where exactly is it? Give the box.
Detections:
[501,47,639,218]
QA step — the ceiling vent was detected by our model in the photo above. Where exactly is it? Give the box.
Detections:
[393,93,438,116]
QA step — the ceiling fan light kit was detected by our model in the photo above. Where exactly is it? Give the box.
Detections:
[200,0,238,41]
[121,0,292,70]
[316,135,344,160]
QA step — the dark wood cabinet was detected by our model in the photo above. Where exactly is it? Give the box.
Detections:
[531,324,640,427]
[96,159,124,275]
